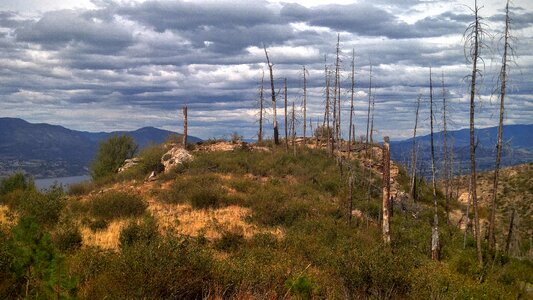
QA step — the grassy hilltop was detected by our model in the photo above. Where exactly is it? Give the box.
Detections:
[0,141,532,299]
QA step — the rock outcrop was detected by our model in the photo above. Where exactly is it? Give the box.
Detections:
[161,145,193,172]
[118,157,142,173]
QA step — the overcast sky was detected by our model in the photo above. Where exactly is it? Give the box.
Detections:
[0,0,532,140]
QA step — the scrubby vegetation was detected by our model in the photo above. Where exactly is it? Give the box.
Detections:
[0,145,531,298]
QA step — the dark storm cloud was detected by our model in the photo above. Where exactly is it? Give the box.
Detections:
[489,10,533,30]
[280,3,469,39]
[15,9,133,53]
[117,0,279,31]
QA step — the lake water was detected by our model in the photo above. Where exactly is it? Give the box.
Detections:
[35,175,91,191]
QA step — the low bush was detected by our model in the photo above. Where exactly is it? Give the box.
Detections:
[68,181,95,196]
[3,185,65,227]
[119,216,158,249]
[87,219,109,232]
[214,230,245,251]
[87,192,146,221]
[53,224,83,252]
[0,173,35,195]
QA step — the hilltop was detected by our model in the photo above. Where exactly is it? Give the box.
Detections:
[0,117,201,178]
[0,140,531,298]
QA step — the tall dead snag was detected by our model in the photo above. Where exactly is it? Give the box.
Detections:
[410,95,421,200]
[465,0,484,266]
[429,67,440,261]
[284,78,289,151]
[348,175,353,225]
[325,66,333,155]
[182,105,188,147]
[333,34,341,148]
[291,102,296,156]
[303,66,307,146]
[370,94,375,147]
[365,63,373,153]
[264,45,279,145]
[442,73,450,225]
[429,68,437,197]
[505,208,515,255]
[489,0,511,253]
[258,70,265,143]
[382,136,391,244]
[348,49,355,159]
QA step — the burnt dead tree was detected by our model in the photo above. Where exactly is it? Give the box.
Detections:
[429,67,440,261]
[465,0,485,266]
[382,136,391,244]
[365,63,373,154]
[348,49,356,159]
[182,105,188,147]
[258,70,265,143]
[442,73,450,225]
[284,78,289,151]
[410,95,422,200]
[489,0,511,253]
[303,66,308,146]
[264,45,279,145]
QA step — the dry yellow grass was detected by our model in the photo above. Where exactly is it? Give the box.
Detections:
[0,204,16,226]
[80,219,132,250]
[148,201,283,240]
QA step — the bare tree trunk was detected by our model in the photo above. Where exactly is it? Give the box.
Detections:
[264,45,279,145]
[505,208,515,255]
[467,0,483,266]
[182,105,188,147]
[284,78,289,151]
[349,175,353,225]
[292,102,296,156]
[365,63,372,153]
[382,136,391,244]
[442,73,450,225]
[429,68,437,197]
[464,178,472,249]
[348,49,355,159]
[489,0,511,253]
[325,65,332,155]
[410,95,421,200]
[429,67,440,261]
[370,95,375,147]
[258,70,264,143]
[303,66,307,146]
[333,34,341,148]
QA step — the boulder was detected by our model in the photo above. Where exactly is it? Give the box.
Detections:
[161,146,193,172]
[118,157,142,173]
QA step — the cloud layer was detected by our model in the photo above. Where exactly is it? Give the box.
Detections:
[0,0,532,140]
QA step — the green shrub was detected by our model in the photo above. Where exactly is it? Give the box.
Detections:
[79,237,216,299]
[87,219,109,232]
[286,275,317,299]
[3,186,65,226]
[91,134,138,180]
[214,230,244,251]
[68,181,95,196]
[53,224,83,252]
[87,192,146,221]
[190,189,222,209]
[119,216,158,249]
[0,173,35,195]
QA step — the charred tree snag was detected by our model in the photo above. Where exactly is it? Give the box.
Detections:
[264,44,279,145]
[382,136,391,244]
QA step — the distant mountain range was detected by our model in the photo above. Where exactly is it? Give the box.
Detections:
[0,118,201,178]
[390,124,533,176]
